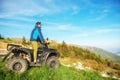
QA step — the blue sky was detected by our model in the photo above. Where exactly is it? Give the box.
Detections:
[0,0,120,52]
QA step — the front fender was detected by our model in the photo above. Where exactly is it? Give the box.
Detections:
[45,50,60,62]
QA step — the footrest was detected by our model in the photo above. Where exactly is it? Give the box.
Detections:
[30,62,41,66]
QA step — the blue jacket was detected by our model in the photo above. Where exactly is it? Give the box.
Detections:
[30,26,44,43]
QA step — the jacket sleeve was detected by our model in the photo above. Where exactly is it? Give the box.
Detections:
[37,28,44,43]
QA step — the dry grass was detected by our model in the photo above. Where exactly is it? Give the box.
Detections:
[0,42,8,54]
[60,57,82,65]
[0,42,7,48]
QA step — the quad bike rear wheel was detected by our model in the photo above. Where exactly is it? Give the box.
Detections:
[47,56,60,69]
[8,57,28,73]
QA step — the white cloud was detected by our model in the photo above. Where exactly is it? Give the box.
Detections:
[103,9,110,13]
[89,12,107,21]
[44,0,53,3]
[57,24,74,30]
[0,22,19,27]
[72,28,120,38]
[74,33,89,37]
[96,29,120,33]
[93,14,107,21]
[88,5,111,21]
[43,23,79,31]
[79,0,95,7]
[0,21,30,28]
[95,8,110,20]
[12,17,35,22]
[71,5,79,15]
[1,0,50,16]
[43,21,59,25]
[0,0,81,22]
[0,16,36,22]
[0,0,56,23]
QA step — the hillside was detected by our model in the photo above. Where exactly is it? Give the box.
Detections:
[80,46,120,63]
[0,38,120,79]
[0,58,110,80]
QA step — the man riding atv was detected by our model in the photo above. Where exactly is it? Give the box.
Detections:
[30,21,45,64]
[2,21,60,73]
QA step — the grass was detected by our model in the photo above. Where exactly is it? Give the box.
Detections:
[0,58,110,80]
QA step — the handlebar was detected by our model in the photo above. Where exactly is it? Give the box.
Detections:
[42,42,50,49]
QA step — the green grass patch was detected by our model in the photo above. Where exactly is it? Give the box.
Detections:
[0,58,110,80]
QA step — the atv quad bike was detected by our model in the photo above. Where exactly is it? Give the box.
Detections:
[2,42,60,73]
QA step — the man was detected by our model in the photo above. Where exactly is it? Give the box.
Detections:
[30,21,45,63]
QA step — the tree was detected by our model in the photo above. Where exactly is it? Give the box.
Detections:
[0,34,4,39]
[0,34,1,39]
[107,60,113,67]
[113,63,120,70]
[61,41,67,47]
[22,36,26,45]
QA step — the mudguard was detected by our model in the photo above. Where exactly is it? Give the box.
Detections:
[45,49,60,62]
[2,47,32,62]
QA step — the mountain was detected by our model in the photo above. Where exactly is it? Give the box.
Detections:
[116,52,120,56]
[80,46,120,63]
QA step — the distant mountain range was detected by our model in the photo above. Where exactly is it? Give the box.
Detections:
[116,52,120,56]
[79,46,120,63]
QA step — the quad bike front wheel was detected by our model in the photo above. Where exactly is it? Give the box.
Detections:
[47,56,60,69]
[8,57,28,73]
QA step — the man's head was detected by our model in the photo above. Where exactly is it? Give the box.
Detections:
[36,22,41,27]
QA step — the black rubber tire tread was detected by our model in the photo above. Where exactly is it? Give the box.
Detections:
[6,55,15,70]
[47,56,60,69]
[6,58,13,70]
[8,57,28,73]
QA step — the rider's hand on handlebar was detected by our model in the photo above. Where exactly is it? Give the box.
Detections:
[43,39,50,44]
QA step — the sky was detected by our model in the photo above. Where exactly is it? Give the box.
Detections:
[0,0,120,53]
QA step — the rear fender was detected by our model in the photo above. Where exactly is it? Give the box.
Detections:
[15,48,32,62]
[2,48,32,62]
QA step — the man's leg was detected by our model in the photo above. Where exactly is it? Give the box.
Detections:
[32,41,38,63]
